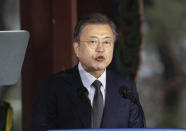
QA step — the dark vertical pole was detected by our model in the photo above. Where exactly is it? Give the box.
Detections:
[52,0,77,72]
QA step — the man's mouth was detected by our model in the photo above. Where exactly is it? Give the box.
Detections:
[95,56,105,61]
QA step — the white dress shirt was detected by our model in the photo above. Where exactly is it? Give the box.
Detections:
[78,62,106,107]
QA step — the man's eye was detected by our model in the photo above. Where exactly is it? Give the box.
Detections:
[89,41,97,44]
[103,41,111,44]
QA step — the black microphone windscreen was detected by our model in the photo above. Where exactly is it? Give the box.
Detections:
[77,86,91,106]
[118,85,129,99]
[77,86,89,97]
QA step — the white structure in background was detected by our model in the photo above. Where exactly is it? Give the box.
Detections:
[0,31,29,131]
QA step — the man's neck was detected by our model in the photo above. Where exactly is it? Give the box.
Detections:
[79,62,105,78]
[88,70,104,78]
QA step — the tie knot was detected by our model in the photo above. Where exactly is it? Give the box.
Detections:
[92,80,102,89]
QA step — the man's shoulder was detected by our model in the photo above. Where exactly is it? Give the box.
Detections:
[54,66,77,78]
[107,69,133,83]
[107,69,136,91]
[38,66,81,96]
[42,66,78,84]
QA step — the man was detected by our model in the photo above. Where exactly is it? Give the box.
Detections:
[31,13,144,131]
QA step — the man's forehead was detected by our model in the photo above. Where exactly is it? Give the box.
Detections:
[80,24,113,37]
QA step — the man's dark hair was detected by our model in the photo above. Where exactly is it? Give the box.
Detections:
[73,13,117,43]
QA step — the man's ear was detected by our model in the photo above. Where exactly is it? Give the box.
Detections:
[73,42,79,57]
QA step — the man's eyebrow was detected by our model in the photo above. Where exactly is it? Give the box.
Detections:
[104,36,112,39]
[88,36,112,39]
[89,36,98,38]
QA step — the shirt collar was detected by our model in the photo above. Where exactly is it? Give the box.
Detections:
[78,62,106,91]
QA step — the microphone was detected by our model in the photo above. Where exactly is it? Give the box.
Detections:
[77,86,91,106]
[119,86,138,104]
[119,86,146,128]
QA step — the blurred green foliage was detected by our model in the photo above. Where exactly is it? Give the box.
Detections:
[115,0,142,80]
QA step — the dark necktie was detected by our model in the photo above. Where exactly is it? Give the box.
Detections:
[91,80,104,128]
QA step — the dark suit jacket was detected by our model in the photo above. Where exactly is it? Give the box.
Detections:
[31,66,143,131]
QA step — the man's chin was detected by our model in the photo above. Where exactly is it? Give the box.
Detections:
[94,66,106,71]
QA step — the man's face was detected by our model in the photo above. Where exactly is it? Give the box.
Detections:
[74,24,114,74]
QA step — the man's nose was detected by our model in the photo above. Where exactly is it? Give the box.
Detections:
[95,42,105,52]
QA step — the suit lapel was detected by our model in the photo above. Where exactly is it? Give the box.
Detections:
[102,70,114,127]
[64,66,91,128]
[101,70,121,127]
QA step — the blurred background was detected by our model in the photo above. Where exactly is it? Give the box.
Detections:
[138,0,186,128]
[0,0,186,130]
